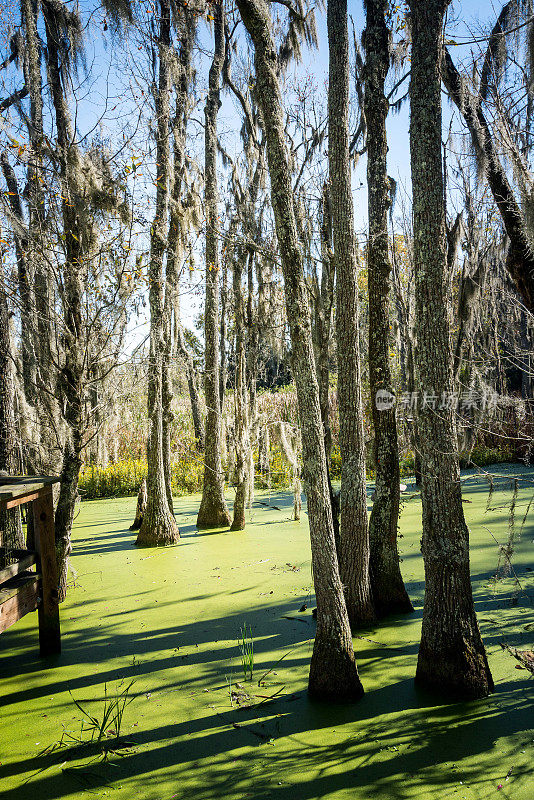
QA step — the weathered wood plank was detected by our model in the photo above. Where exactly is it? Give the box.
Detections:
[0,476,60,509]
[33,487,61,656]
[0,573,40,634]
[0,550,37,586]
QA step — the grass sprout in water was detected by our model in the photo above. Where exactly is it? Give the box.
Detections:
[239,623,254,681]
[38,679,136,765]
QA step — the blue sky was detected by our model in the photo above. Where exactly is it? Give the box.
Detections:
[2,0,506,338]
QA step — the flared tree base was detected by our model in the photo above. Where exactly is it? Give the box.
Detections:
[197,495,231,529]
[308,636,364,702]
[136,506,179,547]
[345,595,377,631]
[369,491,413,619]
[230,481,246,531]
[416,640,494,700]
[374,593,414,618]
[371,571,414,618]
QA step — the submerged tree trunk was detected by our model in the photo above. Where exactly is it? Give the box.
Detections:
[197,2,231,529]
[364,0,413,617]
[137,0,179,546]
[328,0,375,627]
[409,0,493,698]
[237,0,363,702]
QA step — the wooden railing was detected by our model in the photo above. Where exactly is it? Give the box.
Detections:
[0,477,61,656]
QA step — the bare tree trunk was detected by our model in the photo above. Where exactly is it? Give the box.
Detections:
[130,478,147,531]
[22,0,52,402]
[43,0,88,597]
[316,182,335,464]
[365,0,413,617]
[246,252,259,509]
[409,0,493,698]
[197,2,231,529]
[328,0,375,626]
[219,257,228,411]
[0,153,37,409]
[137,0,179,546]
[166,12,200,455]
[231,248,249,531]
[237,0,363,701]
[175,312,204,450]
[0,255,23,551]
[312,183,340,543]
[442,48,534,314]
[162,255,175,518]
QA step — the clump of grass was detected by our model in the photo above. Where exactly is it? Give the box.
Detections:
[40,679,136,763]
[239,623,254,681]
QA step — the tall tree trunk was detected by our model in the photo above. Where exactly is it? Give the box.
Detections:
[328,0,375,626]
[162,266,175,518]
[237,0,363,701]
[314,182,339,545]
[43,0,88,597]
[0,153,36,409]
[22,0,52,405]
[246,252,259,508]
[219,257,228,411]
[231,248,249,531]
[0,254,23,552]
[197,2,231,529]
[442,48,534,314]
[175,310,204,450]
[137,0,179,546]
[170,12,203,452]
[365,0,413,617]
[409,0,493,698]
[316,182,335,465]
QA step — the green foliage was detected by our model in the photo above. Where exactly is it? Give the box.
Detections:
[79,456,203,500]
[459,445,515,469]
[79,460,146,499]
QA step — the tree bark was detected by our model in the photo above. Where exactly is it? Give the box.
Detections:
[22,0,52,401]
[130,478,148,531]
[43,0,88,596]
[0,153,37,407]
[364,0,413,617]
[328,0,375,627]
[137,0,179,546]
[409,0,493,698]
[237,0,363,701]
[166,12,202,453]
[231,247,249,531]
[0,255,23,552]
[197,1,231,529]
[442,48,534,314]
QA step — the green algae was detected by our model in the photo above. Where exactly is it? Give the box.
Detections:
[0,466,532,800]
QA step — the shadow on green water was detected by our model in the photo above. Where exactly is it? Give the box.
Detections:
[0,469,532,800]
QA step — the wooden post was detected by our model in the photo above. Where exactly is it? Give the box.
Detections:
[33,486,61,655]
